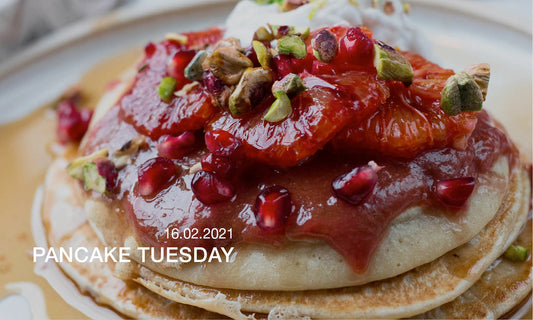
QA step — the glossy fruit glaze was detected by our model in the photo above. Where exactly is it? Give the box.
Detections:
[80,26,518,272]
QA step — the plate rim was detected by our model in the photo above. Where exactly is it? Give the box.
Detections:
[0,0,530,80]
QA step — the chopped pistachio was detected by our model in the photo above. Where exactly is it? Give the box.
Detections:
[138,64,147,73]
[229,67,273,115]
[272,73,306,97]
[464,63,490,100]
[269,25,310,40]
[67,149,109,180]
[158,77,177,102]
[311,29,338,63]
[212,37,243,51]
[373,41,414,85]
[165,32,188,44]
[264,91,292,122]
[402,3,411,13]
[82,162,107,193]
[202,47,253,85]
[440,72,484,115]
[252,40,272,68]
[254,26,274,42]
[174,81,199,97]
[184,50,207,81]
[504,244,530,262]
[348,0,359,7]
[112,136,146,168]
[281,0,309,11]
[278,35,307,59]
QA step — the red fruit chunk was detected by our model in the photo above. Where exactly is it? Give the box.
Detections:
[206,74,359,167]
[435,177,476,208]
[157,132,196,159]
[332,164,379,205]
[272,54,293,79]
[191,170,235,204]
[202,70,226,95]
[95,159,118,191]
[253,186,292,231]
[144,42,156,57]
[137,157,178,197]
[56,100,92,144]
[339,27,374,65]
[201,153,235,179]
[167,49,196,88]
[204,130,242,158]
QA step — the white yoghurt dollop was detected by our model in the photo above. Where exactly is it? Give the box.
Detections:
[224,0,430,56]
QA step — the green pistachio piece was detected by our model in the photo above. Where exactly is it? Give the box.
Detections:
[202,47,253,85]
[158,77,177,102]
[112,136,146,168]
[440,71,484,115]
[271,73,306,97]
[67,149,109,180]
[373,41,414,85]
[184,50,207,81]
[464,63,490,100]
[82,162,107,193]
[281,0,309,12]
[254,26,274,42]
[269,25,310,40]
[252,40,272,68]
[504,244,530,262]
[278,35,307,59]
[264,91,291,122]
[229,67,273,115]
[311,29,338,63]
[138,64,147,73]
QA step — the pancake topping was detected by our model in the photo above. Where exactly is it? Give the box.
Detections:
[72,24,518,273]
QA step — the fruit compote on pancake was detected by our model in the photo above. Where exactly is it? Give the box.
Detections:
[74,24,518,273]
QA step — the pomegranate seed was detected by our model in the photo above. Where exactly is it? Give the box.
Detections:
[339,27,374,64]
[332,163,380,205]
[144,42,156,57]
[167,49,196,85]
[253,186,292,231]
[204,130,241,158]
[95,159,118,191]
[203,70,225,94]
[201,153,235,179]
[435,177,476,208]
[137,157,178,197]
[56,100,92,144]
[191,170,235,204]
[157,132,196,159]
[277,25,291,37]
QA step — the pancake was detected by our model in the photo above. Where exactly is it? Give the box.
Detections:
[40,157,531,319]
[81,66,516,291]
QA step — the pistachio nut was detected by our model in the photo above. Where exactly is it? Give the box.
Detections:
[373,41,414,85]
[158,77,177,102]
[504,244,530,261]
[202,47,253,85]
[112,136,147,168]
[278,35,307,59]
[440,71,484,115]
[269,24,310,40]
[464,63,490,100]
[311,29,338,63]
[252,40,272,68]
[67,149,109,180]
[229,67,273,115]
[165,32,188,44]
[271,73,306,97]
[254,26,274,42]
[82,162,107,193]
[212,37,243,51]
[264,91,292,122]
[184,50,207,81]
[281,0,309,11]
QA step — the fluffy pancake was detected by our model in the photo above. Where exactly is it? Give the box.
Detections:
[79,70,518,291]
[40,157,531,319]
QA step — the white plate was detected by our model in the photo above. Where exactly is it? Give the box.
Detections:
[0,1,531,317]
